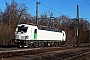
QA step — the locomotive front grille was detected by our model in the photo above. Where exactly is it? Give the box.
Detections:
[21,36,25,40]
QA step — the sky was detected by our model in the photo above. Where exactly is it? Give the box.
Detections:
[0,0,90,22]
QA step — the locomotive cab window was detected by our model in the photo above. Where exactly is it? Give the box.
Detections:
[17,26,28,33]
[22,27,28,32]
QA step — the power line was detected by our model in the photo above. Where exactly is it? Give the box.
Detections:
[28,0,45,14]
[22,0,42,14]
[51,0,76,13]
[32,0,63,15]
[25,0,84,19]
[41,3,62,14]
[51,0,86,18]
[32,0,50,14]
[85,0,90,6]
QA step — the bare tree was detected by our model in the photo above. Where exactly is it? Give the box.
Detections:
[39,11,48,26]
[0,0,31,45]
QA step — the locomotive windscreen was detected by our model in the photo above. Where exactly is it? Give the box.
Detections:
[16,25,28,33]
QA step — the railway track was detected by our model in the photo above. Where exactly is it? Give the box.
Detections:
[54,48,90,60]
[65,50,90,60]
[0,46,74,59]
[20,47,90,60]
[0,45,90,60]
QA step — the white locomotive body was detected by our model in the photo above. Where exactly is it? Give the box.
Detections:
[14,24,66,47]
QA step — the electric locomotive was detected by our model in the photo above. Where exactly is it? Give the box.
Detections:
[14,24,66,48]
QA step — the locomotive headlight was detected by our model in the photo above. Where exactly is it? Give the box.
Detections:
[25,35,29,39]
[15,40,19,42]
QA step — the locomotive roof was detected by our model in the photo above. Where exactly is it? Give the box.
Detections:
[18,24,62,32]
[39,28,62,32]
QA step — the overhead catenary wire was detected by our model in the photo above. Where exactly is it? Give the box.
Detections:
[51,0,86,18]
[24,0,45,13]
[32,0,85,18]
[51,0,76,13]
[85,0,90,6]
[32,0,63,15]
[41,3,62,14]
[22,0,42,15]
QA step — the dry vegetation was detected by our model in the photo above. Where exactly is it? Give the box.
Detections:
[0,0,89,45]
